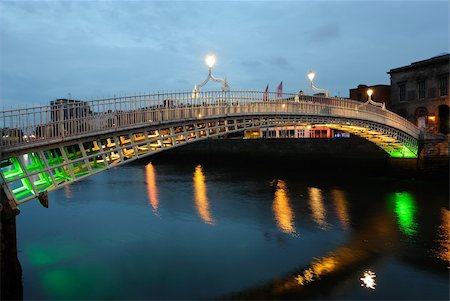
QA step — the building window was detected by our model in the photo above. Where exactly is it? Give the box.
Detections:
[288,130,295,137]
[298,130,305,138]
[439,75,448,96]
[269,130,276,138]
[418,80,426,99]
[398,83,406,102]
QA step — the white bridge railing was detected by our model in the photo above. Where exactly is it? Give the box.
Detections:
[1,90,419,150]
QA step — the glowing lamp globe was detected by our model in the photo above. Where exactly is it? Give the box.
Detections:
[205,55,216,68]
[307,71,316,82]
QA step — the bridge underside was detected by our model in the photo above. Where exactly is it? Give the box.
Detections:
[0,114,418,206]
[320,123,417,158]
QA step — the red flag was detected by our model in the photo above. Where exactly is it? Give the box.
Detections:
[264,84,269,101]
[277,81,283,97]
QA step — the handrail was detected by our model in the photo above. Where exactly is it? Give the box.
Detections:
[0,90,420,150]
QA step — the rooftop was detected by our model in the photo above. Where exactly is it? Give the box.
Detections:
[388,53,449,74]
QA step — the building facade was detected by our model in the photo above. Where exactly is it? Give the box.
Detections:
[49,98,93,137]
[388,54,449,135]
[244,126,349,139]
[50,99,92,122]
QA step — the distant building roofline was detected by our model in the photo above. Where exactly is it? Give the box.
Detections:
[350,84,390,90]
[50,98,87,105]
[388,53,449,74]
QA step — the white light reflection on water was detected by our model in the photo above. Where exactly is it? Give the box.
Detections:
[360,270,376,289]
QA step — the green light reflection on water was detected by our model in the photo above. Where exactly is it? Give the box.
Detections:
[41,266,119,299]
[41,269,83,297]
[26,243,85,266]
[25,243,120,299]
[26,243,89,298]
[390,192,418,237]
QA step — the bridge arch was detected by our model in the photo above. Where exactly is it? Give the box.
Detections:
[0,91,420,206]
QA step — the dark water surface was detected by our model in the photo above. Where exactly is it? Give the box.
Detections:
[16,158,449,300]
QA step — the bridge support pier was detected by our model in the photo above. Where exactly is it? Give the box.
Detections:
[37,191,49,208]
[0,188,23,300]
[387,157,418,176]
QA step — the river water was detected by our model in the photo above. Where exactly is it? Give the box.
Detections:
[15,157,449,300]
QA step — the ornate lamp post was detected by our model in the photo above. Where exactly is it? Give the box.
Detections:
[307,70,329,97]
[367,88,373,101]
[192,54,229,98]
[356,87,386,110]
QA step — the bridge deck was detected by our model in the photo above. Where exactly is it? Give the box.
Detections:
[0,91,420,206]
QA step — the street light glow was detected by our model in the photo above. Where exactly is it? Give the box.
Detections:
[205,55,216,68]
[307,71,316,82]
[367,88,373,97]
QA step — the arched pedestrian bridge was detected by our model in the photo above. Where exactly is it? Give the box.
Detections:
[0,90,419,206]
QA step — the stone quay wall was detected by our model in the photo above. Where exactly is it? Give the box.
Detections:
[152,136,448,179]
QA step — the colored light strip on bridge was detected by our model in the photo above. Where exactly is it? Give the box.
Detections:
[321,123,418,158]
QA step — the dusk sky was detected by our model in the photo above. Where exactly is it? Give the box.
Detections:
[0,1,448,107]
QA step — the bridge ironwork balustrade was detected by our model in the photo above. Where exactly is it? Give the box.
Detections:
[1,90,419,151]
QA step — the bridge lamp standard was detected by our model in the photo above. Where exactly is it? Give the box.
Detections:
[192,54,230,98]
[205,55,216,69]
[307,71,316,85]
[356,87,386,110]
[367,88,373,101]
[307,70,329,97]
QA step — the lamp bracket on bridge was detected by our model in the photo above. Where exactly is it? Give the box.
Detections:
[356,99,386,110]
[310,84,330,97]
[193,56,230,98]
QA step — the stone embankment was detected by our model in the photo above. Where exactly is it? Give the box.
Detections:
[153,135,448,180]
[418,136,449,177]
[153,136,390,172]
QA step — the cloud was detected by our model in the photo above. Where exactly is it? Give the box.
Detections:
[267,56,292,69]
[0,1,448,105]
[309,22,341,44]
[241,56,291,71]
[241,60,263,69]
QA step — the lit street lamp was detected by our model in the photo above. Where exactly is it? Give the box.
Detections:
[356,87,386,110]
[367,88,373,101]
[192,54,230,98]
[307,70,329,97]
[205,55,216,69]
[307,70,315,83]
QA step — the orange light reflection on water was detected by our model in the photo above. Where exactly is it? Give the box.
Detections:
[145,163,159,213]
[272,180,296,234]
[294,255,337,286]
[434,208,450,262]
[64,185,73,199]
[193,165,214,225]
[331,188,350,229]
[308,187,328,229]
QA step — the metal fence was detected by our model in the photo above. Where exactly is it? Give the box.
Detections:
[0,90,420,150]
